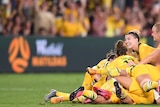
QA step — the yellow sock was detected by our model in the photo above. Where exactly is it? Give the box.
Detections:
[82,72,92,90]
[143,81,158,92]
[56,91,69,101]
[82,90,97,100]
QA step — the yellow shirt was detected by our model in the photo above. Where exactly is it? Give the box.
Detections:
[138,43,155,61]
[78,18,90,36]
[97,59,107,68]
[105,16,125,37]
[60,20,80,37]
[98,55,138,75]
[55,17,63,34]
[108,55,138,70]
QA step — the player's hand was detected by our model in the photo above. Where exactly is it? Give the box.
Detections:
[127,60,136,67]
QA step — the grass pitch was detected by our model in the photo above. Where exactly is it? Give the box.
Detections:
[0,73,159,107]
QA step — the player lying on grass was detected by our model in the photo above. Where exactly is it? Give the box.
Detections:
[69,40,160,104]
[69,77,159,104]
[44,52,115,104]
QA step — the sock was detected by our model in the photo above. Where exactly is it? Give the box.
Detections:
[56,91,69,101]
[142,81,158,92]
[82,90,97,100]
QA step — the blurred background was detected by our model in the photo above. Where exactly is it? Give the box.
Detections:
[0,0,160,37]
[0,0,160,73]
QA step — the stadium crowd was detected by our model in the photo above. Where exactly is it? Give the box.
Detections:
[0,0,160,37]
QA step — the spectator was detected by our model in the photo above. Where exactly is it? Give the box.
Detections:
[11,14,22,36]
[105,6,125,37]
[0,0,159,37]
[49,25,57,37]
[22,19,33,36]
[59,13,81,37]
[77,1,90,37]
[33,0,55,35]
[2,19,13,36]
[18,0,34,21]
[90,6,107,37]
[59,0,79,20]
[38,27,48,36]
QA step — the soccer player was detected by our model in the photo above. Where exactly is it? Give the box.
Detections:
[69,40,160,104]
[91,40,160,92]
[44,52,115,104]
[124,29,155,61]
[124,28,160,93]
[138,23,160,70]
[87,40,160,104]
[69,76,157,104]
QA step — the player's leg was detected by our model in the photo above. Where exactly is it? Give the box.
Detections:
[69,86,85,101]
[93,95,112,104]
[132,65,158,92]
[50,96,64,104]
[114,81,127,100]
[44,89,57,102]
[115,76,155,104]
[45,89,70,103]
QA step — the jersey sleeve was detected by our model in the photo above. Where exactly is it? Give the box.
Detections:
[139,43,155,61]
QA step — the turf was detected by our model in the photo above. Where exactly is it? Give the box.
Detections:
[0,73,159,107]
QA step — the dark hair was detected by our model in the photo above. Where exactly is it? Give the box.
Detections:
[106,50,116,61]
[115,40,127,56]
[127,31,140,42]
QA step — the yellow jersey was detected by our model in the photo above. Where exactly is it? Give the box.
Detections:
[98,55,138,75]
[138,43,155,61]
